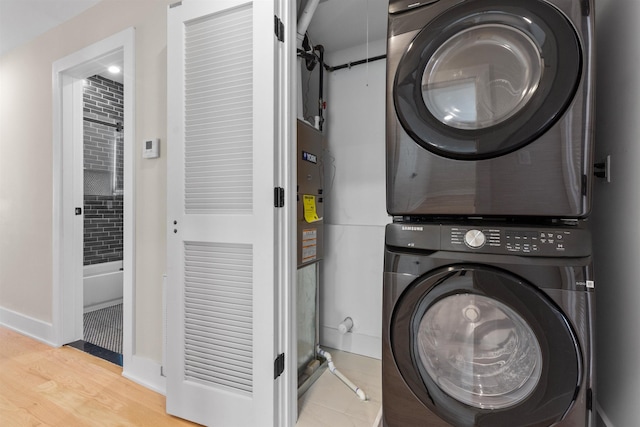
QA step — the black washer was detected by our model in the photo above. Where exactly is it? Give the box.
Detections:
[391,265,581,426]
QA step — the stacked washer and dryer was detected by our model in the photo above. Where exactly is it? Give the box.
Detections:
[382,0,595,426]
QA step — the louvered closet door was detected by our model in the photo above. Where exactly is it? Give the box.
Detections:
[166,1,291,425]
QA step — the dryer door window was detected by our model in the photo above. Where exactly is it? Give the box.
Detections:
[422,24,542,130]
[390,265,581,427]
[393,0,581,159]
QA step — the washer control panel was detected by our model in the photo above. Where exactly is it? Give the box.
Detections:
[443,225,588,256]
[451,227,501,249]
[385,223,591,258]
[504,230,569,254]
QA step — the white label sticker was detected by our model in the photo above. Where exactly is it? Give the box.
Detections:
[302,228,317,263]
[586,280,595,289]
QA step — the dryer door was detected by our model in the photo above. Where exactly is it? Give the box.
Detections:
[393,0,581,159]
[390,265,581,427]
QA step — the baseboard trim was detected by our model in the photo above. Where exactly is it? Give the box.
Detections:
[0,306,56,347]
[122,354,167,395]
[0,307,168,398]
[596,401,614,427]
[320,326,381,359]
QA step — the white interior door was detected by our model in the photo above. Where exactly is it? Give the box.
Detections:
[166,1,293,426]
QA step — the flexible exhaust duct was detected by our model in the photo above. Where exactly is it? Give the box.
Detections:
[297,0,321,49]
[296,0,321,122]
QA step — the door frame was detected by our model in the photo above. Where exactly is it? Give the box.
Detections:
[52,28,135,367]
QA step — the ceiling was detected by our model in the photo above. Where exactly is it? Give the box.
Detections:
[0,0,101,57]
[0,0,388,60]
[305,0,388,53]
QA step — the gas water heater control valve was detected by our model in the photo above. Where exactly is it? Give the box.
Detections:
[465,229,486,248]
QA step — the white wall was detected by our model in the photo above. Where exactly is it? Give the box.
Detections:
[592,0,640,425]
[0,0,169,363]
[319,40,389,359]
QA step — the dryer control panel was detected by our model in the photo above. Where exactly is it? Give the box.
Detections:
[386,223,591,258]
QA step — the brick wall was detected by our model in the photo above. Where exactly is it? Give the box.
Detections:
[83,75,124,192]
[83,75,124,266]
[84,195,124,265]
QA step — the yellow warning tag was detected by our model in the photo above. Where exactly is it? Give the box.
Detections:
[303,195,320,223]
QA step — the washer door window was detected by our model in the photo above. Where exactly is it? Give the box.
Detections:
[394,0,581,159]
[391,266,581,427]
[418,294,543,409]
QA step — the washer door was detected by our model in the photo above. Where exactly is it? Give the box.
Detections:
[393,0,581,159]
[391,265,581,427]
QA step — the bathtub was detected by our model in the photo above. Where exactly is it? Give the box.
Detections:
[83,260,123,312]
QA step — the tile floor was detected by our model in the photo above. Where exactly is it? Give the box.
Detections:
[297,348,382,427]
[83,303,123,354]
[64,303,124,366]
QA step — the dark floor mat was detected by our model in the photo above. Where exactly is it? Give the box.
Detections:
[67,340,123,366]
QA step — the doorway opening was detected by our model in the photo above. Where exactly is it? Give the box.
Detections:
[66,73,125,365]
[52,28,135,369]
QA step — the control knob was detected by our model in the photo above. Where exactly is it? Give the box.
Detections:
[464,229,486,248]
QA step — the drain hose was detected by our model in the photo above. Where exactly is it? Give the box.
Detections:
[317,346,367,401]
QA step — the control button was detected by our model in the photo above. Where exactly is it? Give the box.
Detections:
[465,229,486,248]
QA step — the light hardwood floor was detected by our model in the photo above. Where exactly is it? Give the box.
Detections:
[0,327,198,426]
[0,327,382,427]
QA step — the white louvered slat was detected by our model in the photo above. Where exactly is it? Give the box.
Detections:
[184,4,253,214]
[184,241,253,394]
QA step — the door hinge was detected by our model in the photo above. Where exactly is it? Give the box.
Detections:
[274,15,285,42]
[274,187,285,208]
[274,353,285,379]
